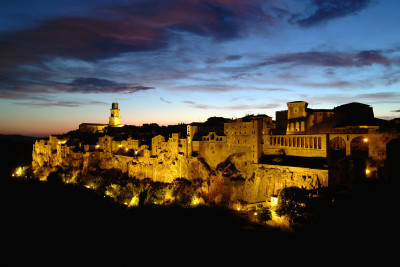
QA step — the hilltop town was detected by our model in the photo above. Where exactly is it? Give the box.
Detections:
[30,101,400,209]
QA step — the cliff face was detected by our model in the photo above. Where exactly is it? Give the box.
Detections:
[31,136,327,205]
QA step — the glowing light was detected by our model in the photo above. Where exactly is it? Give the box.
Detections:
[191,196,203,206]
[95,145,100,149]
[129,196,139,207]
[13,167,23,177]
[254,212,258,216]
[125,148,128,151]
[118,144,122,148]
[366,169,371,175]
[363,138,368,142]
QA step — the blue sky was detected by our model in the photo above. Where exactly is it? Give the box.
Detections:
[1,0,400,136]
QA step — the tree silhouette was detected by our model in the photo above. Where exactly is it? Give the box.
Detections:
[257,207,272,226]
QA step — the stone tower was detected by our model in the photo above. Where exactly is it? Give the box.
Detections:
[109,102,121,126]
[286,101,308,134]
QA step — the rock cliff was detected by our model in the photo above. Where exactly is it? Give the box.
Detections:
[31,135,327,206]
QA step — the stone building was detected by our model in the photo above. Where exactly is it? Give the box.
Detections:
[109,102,122,127]
[79,102,123,133]
[32,100,400,204]
[277,101,378,135]
[224,117,264,164]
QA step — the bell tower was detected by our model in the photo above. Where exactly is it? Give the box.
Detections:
[109,102,121,126]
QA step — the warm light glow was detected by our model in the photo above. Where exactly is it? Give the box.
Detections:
[363,138,368,142]
[118,144,122,148]
[191,196,204,206]
[13,166,25,177]
[366,169,371,174]
[129,196,139,207]
[95,145,100,149]
[125,148,128,151]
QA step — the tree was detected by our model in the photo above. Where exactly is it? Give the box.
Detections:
[275,187,305,224]
[257,207,272,226]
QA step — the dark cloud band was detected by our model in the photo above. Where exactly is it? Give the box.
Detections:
[291,0,372,27]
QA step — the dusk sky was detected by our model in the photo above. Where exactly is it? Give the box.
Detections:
[1,0,400,137]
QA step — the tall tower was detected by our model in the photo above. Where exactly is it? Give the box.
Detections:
[109,102,121,126]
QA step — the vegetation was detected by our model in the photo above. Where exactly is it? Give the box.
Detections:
[40,167,209,208]
[275,187,307,224]
[257,207,272,225]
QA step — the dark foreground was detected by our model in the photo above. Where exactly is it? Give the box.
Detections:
[1,177,396,266]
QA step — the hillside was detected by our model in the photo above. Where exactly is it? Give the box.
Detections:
[0,177,292,265]
[0,134,36,177]
[1,177,396,266]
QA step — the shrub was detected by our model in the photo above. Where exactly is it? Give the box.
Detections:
[257,207,272,226]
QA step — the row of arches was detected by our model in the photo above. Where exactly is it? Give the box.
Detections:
[287,121,305,132]
[329,136,369,186]
[329,136,369,157]
[270,135,322,149]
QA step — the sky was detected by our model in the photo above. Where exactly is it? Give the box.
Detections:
[1,0,400,137]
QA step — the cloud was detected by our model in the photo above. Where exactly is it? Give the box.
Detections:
[69,77,154,94]
[160,97,172,104]
[225,55,242,61]
[300,81,352,88]
[13,100,107,108]
[182,100,279,110]
[206,54,243,64]
[171,84,236,92]
[391,110,400,113]
[0,16,168,65]
[303,92,400,106]
[355,92,400,100]
[0,0,271,67]
[0,75,154,101]
[291,0,372,27]
[259,49,394,68]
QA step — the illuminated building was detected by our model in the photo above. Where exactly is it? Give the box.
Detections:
[31,100,400,204]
